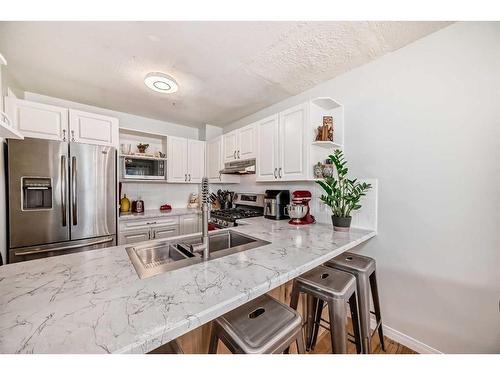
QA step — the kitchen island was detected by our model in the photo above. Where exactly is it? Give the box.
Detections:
[0,217,375,354]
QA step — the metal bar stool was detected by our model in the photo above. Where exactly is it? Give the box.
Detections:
[289,265,362,354]
[209,294,306,354]
[326,252,385,353]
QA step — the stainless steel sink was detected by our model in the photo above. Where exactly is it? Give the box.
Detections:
[126,230,270,279]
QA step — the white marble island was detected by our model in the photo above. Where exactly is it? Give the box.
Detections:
[0,217,375,354]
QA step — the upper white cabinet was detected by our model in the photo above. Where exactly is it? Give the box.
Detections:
[279,103,308,180]
[256,104,308,181]
[187,139,206,183]
[223,123,257,163]
[5,97,119,148]
[256,115,280,181]
[223,130,238,162]
[69,109,119,148]
[167,136,205,183]
[6,97,68,141]
[255,97,343,182]
[206,136,240,184]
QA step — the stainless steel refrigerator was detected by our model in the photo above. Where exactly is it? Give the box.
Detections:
[7,138,117,263]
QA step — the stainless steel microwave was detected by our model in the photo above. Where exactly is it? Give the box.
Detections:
[122,156,166,180]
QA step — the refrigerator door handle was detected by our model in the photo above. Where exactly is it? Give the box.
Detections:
[72,156,77,226]
[14,237,115,257]
[61,155,67,227]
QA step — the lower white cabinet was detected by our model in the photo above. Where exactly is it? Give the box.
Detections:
[180,214,200,235]
[118,214,200,245]
[119,226,151,245]
[151,224,179,240]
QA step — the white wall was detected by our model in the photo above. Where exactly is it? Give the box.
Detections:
[223,22,500,353]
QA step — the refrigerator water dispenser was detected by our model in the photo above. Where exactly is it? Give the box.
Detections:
[22,177,52,210]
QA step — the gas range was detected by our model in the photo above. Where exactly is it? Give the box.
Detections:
[210,193,264,229]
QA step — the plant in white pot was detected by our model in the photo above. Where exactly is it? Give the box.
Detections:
[316,149,372,231]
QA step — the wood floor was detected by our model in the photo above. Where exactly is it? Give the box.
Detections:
[310,330,417,354]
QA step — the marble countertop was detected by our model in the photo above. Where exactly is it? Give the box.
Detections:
[119,208,200,221]
[0,217,375,354]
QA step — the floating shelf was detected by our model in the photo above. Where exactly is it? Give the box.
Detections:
[119,154,167,161]
[311,97,342,111]
[0,112,24,139]
[312,140,343,148]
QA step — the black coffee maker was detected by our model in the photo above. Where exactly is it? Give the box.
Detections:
[264,190,290,220]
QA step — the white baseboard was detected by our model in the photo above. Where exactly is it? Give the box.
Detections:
[370,317,443,354]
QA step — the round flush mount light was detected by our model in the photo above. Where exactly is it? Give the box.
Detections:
[144,72,178,94]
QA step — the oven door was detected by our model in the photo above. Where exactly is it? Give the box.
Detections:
[122,157,166,180]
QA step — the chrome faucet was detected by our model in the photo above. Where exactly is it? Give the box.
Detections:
[189,177,210,259]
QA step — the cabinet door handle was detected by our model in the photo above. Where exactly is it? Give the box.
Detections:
[188,174,191,181]
[62,129,66,141]
[233,150,236,159]
[278,167,282,178]
[184,174,187,182]
[71,130,75,142]
[237,150,240,159]
[273,168,277,179]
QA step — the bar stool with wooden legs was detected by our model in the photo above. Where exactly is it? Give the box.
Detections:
[325,252,385,354]
[289,265,363,354]
[209,294,306,354]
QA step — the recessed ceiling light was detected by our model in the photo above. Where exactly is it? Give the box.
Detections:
[144,72,178,94]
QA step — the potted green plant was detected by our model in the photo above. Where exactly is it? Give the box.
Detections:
[316,149,372,231]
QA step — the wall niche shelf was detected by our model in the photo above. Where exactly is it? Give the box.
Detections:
[311,140,342,149]
[119,154,167,161]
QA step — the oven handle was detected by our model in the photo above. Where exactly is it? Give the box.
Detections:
[14,237,114,257]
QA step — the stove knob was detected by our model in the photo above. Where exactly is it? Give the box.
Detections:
[222,220,228,227]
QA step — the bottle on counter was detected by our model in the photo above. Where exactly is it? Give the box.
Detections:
[132,197,144,213]
[120,194,131,213]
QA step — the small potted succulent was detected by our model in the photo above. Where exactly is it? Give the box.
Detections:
[316,149,371,231]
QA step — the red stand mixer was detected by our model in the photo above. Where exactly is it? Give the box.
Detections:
[286,190,316,225]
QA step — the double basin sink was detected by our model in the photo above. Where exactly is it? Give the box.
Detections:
[126,230,270,279]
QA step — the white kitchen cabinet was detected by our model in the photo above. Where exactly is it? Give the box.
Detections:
[180,214,199,235]
[223,130,238,163]
[256,104,308,182]
[187,140,205,183]
[223,123,257,163]
[69,109,119,148]
[167,136,188,182]
[151,224,179,239]
[279,103,308,180]
[5,97,68,141]
[206,136,240,183]
[5,97,119,148]
[118,226,151,245]
[167,136,205,183]
[256,114,280,181]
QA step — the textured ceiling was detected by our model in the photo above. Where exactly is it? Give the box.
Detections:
[0,21,450,127]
